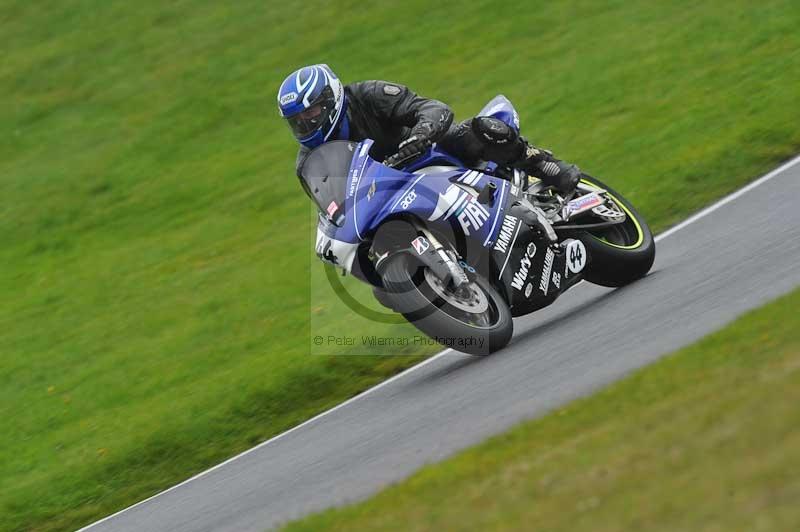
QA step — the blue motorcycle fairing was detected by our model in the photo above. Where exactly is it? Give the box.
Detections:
[403,143,501,181]
[334,139,513,253]
[402,144,464,173]
[477,94,520,133]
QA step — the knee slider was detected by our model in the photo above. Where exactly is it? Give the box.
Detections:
[471,116,518,146]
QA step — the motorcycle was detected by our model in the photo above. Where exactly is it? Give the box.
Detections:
[300,95,655,354]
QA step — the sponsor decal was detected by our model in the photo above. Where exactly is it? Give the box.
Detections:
[347,144,371,196]
[566,240,587,274]
[411,236,430,255]
[571,193,604,210]
[367,179,376,201]
[315,228,360,272]
[315,236,339,265]
[457,200,490,236]
[510,242,542,291]
[349,169,360,195]
[538,248,555,295]
[429,184,490,236]
[326,201,338,217]
[279,91,298,105]
[493,215,518,253]
[383,84,401,96]
[510,184,519,196]
[511,254,532,291]
[564,193,604,218]
[552,271,561,289]
[524,283,533,298]
[400,189,417,209]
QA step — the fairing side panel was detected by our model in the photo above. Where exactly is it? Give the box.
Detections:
[489,216,585,316]
[337,141,514,252]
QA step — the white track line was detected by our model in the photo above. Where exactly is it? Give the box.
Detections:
[79,153,800,531]
[78,348,458,531]
[655,155,800,242]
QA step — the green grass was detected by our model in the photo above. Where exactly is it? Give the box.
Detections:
[285,288,800,532]
[1,0,799,530]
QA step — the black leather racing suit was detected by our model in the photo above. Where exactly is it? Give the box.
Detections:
[295,80,580,192]
[295,80,453,176]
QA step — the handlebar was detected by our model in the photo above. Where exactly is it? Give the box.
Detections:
[382,145,433,170]
[383,152,418,169]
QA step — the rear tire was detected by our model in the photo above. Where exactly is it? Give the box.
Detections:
[381,254,513,355]
[578,175,655,287]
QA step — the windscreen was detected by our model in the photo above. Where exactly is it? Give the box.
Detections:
[298,140,358,225]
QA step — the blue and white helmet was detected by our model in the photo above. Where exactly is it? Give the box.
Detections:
[277,64,348,149]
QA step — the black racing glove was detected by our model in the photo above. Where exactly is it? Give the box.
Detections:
[385,122,434,167]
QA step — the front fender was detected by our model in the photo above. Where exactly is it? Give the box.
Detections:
[376,234,468,289]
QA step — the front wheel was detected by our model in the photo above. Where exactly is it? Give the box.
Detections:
[577,175,655,287]
[380,254,513,355]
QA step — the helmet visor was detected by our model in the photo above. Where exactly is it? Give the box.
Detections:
[285,86,336,141]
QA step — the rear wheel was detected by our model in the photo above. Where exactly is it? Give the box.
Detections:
[381,254,513,355]
[577,175,655,287]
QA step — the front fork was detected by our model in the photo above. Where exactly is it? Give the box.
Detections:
[374,220,469,289]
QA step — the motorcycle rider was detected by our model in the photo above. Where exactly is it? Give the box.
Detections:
[278,64,580,194]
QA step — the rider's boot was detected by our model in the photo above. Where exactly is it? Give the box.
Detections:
[466,117,581,196]
[511,141,581,196]
[445,116,580,196]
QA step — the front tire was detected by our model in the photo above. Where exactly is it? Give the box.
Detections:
[381,254,513,355]
[578,175,655,287]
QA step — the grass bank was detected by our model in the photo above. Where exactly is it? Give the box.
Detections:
[1,0,799,529]
[286,288,800,532]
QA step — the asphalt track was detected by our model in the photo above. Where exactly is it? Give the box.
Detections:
[83,156,800,532]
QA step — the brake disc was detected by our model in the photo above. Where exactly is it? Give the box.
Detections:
[423,268,489,314]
